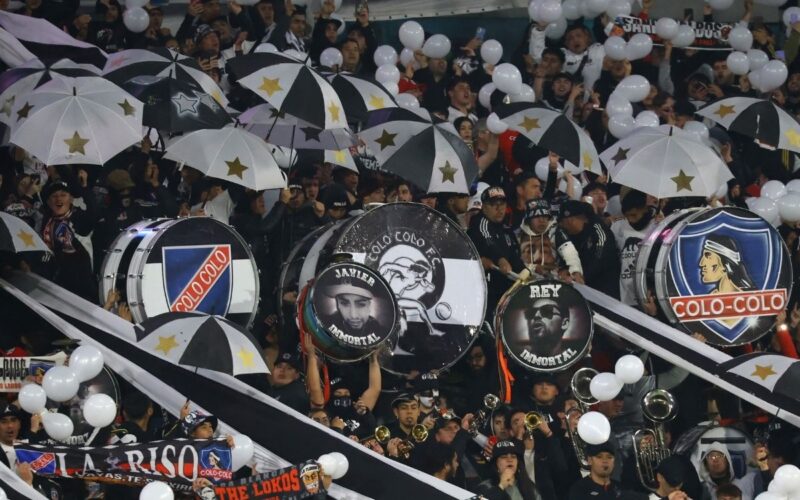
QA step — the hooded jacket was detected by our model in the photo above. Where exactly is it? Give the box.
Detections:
[698,441,758,500]
[519,218,582,278]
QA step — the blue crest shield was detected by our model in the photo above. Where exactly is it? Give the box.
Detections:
[162,245,232,315]
[200,444,232,471]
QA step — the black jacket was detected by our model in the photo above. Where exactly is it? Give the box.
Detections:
[556,219,620,298]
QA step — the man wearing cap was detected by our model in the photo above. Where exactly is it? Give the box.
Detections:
[0,405,25,470]
[437,192,470,227]
[268,352,309,414]
[476,439,539,499]
[320,183,350,221]
[387,393,420,442]
[556,200,620,298]
[650,455,689,500]
[569,442,622,499]
[520,198,583,281]
[322,279,382,337]
[611,190,659,306]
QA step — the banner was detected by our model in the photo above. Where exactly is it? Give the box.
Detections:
[611,15,735,50]
[0,352,67,392]
[199,460,326,500]
[15,438,233,494]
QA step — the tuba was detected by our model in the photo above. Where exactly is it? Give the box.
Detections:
[469,394,500,436]
[566,367,598,470]
[632,389,678,492]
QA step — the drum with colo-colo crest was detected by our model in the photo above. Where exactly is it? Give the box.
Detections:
[99,217,259,327]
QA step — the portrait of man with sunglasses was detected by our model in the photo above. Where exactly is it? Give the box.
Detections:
[523,297,570,357]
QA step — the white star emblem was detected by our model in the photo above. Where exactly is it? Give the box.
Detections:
[172,93,200,114]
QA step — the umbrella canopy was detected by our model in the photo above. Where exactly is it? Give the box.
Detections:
[494,102,600,174]
[122,75,231,133]
[359,107,478,194]
[294,147,359,173]
[227,52,346,130]
[134,312,269,377]
[0,58,99,127]
[103,48,228,107]
[322,71,397,123]
[10,76,143,166]
[696,97,800,153]
[599,125,733,199]
[163,125,287,191]
[0,212,50,253]
[239,103,355,150]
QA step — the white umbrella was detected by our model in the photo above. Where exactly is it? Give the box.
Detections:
[163,125,287,190]
[0,212,50,253]
[9,76,143,166]
[599,125,733,199]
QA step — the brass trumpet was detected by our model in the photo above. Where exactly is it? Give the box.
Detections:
[359,425,391,445]
[397,424,429,459]
[566,368,599,470]
[524,412,545,432]
[633,389,677,493]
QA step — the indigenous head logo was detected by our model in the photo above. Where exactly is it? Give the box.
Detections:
[300,462,322,494]
[199,444,233,482]
[663,208,792,346]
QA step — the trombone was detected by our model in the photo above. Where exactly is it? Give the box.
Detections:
[632,389,678,493]
[397,424,429,459]
[566,367,598,470]
[359,425,390,445]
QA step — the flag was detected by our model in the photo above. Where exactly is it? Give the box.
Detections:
[716,353,800,414]
[0,461,46,500]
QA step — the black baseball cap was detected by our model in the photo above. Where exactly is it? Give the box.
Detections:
[525,198,551,221]
[656,455,685,487]
[322,184,350,210]
[481,186,507,204]
[558,200,592,220]
[585,441,616,457]
[391,393,417,408]
[491,439,522,462]
[275,352,302,370]
[42,181,71,201]
[0,404,24,419]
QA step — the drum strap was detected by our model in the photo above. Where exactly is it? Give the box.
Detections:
[496,334,515,404]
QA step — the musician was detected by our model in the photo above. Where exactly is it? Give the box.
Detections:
[698,442,758,500]
[476,440,539,500]
[568,442,622,500]
[650,456,687,500]
[516,374,560,425]
[508,408,567,500]
[387,393,420,442]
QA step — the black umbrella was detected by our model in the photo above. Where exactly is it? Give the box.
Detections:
[697,97,800,153]
[322,71,397,123]
[122,75,231,133]
[239,103,354,150]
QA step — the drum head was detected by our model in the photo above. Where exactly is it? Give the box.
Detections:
[331,203,487,375]
[496,279,592,373]
[278,223,334,327]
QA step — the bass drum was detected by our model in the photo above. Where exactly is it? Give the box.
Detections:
[298,203,487,375]
[99,217,259,328]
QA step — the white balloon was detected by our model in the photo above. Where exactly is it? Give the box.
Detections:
[373,45,398,67]
[760,60,789,92]
[604,36,628,61]
[317,454,337,477]
[487,113,509,134]
[774,465,800,494]
[382,81,399,96]
[283,49,309,63]
[786,179,800,193]
[399,47,415,67]
[480,39,503,65]
[42,366,80,402]
[728,26,753,52]
[479,83,497,109]
[396,93,420,110]
[328,452,349,479]
[755,493,789,500]
[83,394,117,428]
[683,120,709,143]
[625,33,653,61]
[616,75,650,102]
[779,193,800,223]
[254,42,279,53]
[607,92,633,116]
[749,196,779,222]
[655,18,679,40]
[672,25,696,48]
[230,434,255,471]
[708,0,734,8]
[608,113,636,139]
[69,345,104,383]
[398,21,424,50]
[545,17,568,39]
[42,412,74,442]
[635,110,660,128]
[576,411,611,445]
[375,64,400,84]
[422,34,451,59]
[125,0,148,7]
[748,49,769,71]
[123,7,149,33]
[492,63,523,94]
[762,180,788,200]
[606,0,631,18]
[537,0,563,24]
[784,7,800,26]
[586,0,610,13]
[590,372,624,401]
[18,384,47,414]
[562,0,582,19]
[749,69,764,92]
[139,481,174,500]
[615,355,645,384]
[320,47,343,68]
[527,0,542,21]
[535,156,564,181]
[510,84,536,103]
[727,51,750,76]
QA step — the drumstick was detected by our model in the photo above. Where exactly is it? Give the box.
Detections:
[490,264,520,281]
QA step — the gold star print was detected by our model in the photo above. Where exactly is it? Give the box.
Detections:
[328,102,341,122]
[751,364,777,381]
[16,102,33,121]
[439,161,458,183]
[368,95,385,109]
[64,131,89,155]
[155,335,179,355]
[714,104,736,119]
[671,169,694,192]
[16,230,35,248]
[237,348,255,368]
[334,150,347,164]
[518,116,540,132]
[225,157,248,179]
[375,129,397,150]
[118,99,136,116]
[258,77,283,97]
[786,129,800,148]
[582,151,594,170]
[1,96,15,117]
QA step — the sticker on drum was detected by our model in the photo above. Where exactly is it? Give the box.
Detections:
[102,218,259,327]
[331,203,487,375]
[496,279,592,372]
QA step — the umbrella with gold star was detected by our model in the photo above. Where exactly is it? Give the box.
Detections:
[493,102,600,174]
[716,352,800,414]
[0,212,51,254]
[321,71,397,123]
[163,124,287,191]
[359,107,478,194]
[227,52,346,130]
[9,76,143,166]
[697,97,800,153]
[239,103,354,150]
[599,125,733,199]
[134,312,269,377]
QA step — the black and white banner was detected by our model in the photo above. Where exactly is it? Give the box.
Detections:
[611,15,735,51]
[0,461,46,500]
[0,353,66,392]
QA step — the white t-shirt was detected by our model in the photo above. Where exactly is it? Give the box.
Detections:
[611,216,656,306]
[1,442,16,469]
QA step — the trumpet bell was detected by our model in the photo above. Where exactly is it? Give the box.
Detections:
[484,394,500,410]
[374,426,391,443]
[524,412,544,431]
[642,389,677,423]
[572,367,599,406]
[411,424,429,443]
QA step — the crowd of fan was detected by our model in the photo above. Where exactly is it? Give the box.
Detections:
[4,0,800,498]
